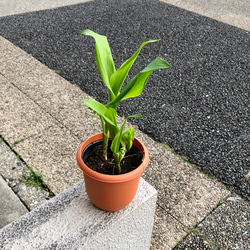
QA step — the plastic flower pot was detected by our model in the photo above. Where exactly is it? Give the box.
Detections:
[76,132,149,212]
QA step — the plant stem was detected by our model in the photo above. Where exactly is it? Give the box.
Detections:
[116,164,121,174]
[114,146,126,174]
[101,117,109,160]
[113,153,121,174]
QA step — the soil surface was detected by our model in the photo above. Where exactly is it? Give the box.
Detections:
[83,141,143,175]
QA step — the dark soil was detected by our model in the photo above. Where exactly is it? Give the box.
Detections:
[82,140,143,175]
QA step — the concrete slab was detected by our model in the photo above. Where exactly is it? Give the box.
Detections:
[151,204,187,249]
[0,140,50,210]
[0,75,55,145]
[36,87,102,141]
[0,175,28,229]
[0,36,74,99]
[0,178,157,250]
[13,125,83,194]
[175,231,215,249]
[0,36,101,141]
[160,0,250,31]
[0,0,92,17]
[196,195,250,249]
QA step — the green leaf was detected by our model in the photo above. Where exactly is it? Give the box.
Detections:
[104,108,119,138]
[82,99,107,115]
[110,40,159,97]
[110,114,141,154]
[111,132,122,155]
[141,56,171,72]
[82,99,116,127]
[121,57,171,100]
[121,72,152,100]
[81,30,116,97]
[107,57,171,107]
[121,127,135,151]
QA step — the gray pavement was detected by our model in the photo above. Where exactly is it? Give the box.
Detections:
[0,138,51,220]
[0,174,27,229]
[175,195,250,249]
[0,0,249,249]
[160,0,250,31]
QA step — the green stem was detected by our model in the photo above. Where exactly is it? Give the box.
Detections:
[101,117,109,160]
[113,146,126,174]
[113,153,121,174]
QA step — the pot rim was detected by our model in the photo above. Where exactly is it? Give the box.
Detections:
[76,132,149,183]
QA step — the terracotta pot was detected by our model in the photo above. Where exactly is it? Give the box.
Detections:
[76,132,149,212]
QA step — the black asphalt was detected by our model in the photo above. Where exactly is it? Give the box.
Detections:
[0,0,249,199]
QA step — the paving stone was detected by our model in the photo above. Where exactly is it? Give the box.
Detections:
[151,204,187,249]
[174,232,215,250]
[136,127,230,228]
[0,75,54,145]
[196,195,250,249]
[0,140,50,210]
[0,36,101,142]
[36,87,102,141]
[160,0,250,31]
[0,175,28,229]
[0,36,74,100]
[13,125,83,194]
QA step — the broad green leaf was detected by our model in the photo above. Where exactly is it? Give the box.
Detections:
[111,132,122,155]
[121,57,171,100]
[104,108,117,125]
[82,99,116,127]
[121,72,151,100]
[107,57,171,107]
[110,40,159,97]
[81,30,116,97]
[82,99,107,115]
[104,108,119,139]
[141,56,171,73]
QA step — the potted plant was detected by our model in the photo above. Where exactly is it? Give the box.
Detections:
[76,30,171,212]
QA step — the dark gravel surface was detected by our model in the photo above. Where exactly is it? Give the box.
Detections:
[0,0,249,198]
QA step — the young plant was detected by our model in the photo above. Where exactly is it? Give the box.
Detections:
[81,29,171,173]
[83,99,141,173]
